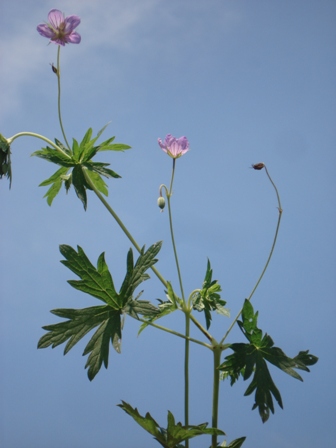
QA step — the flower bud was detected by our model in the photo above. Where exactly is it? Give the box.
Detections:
[51,63,58,75]
[157,196,166,211]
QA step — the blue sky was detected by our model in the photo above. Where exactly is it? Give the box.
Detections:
[1,1,335,447]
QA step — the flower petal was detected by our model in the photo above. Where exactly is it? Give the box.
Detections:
[36,24,56,39]
[66,32,81,44]
[64,15,81,31]
[48,9,65,29]
[158,134,190,159]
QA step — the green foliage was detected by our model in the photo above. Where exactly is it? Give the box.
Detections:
[138,281,182,335]
[38,242,162,380]
[0,133,12,187]
[32,125,131,208]
[191,259,229,329]
[217,437,246,448]
[219,300,318,423]
[118,401,225,448]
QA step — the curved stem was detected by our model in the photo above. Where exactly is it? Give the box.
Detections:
[8,132,71,159]
[82,168,168,288]
[221,164,283,344]
[56,46,71,150]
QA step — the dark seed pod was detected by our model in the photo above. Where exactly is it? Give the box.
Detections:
[251,163,265,170]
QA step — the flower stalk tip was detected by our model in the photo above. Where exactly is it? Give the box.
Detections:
[37,9,81,46]
[158,134,190,159]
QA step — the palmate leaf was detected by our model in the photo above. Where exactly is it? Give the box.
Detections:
[38,242,162,380]
[118,401,225,448]
[32,126,130,208]
[39,166,70,205]
[219,300,318,422]
[38,306,121,380]
[191,259,229,329]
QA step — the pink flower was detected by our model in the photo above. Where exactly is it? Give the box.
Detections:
[158,134,190,159]
[37,9,81,46]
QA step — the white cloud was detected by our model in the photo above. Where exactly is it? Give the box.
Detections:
[0,0,160,121]
[0,0,242,122]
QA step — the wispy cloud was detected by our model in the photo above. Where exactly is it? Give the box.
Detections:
[0,0,160,120]
[1,0,241,122]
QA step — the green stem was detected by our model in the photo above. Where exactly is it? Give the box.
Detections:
[82,168,168,288]
[184,312,190,439]
[167,159,185,301]
[8,132,71,159]
[165,158,189,444]
[137,316,211,349]
[56,46,71,150]
[221,164,283,344]
[211,345,222,448]
[189,313,213,342]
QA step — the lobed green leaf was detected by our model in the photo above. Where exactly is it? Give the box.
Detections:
[192,259,229,329]
[138,281,181,335]
[39,243,162,379]
[32,127,128,208]
[118,401,225,448]
[219,299,318,422]
[60,245,120,308]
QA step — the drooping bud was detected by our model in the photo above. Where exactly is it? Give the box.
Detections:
[50,63,58,75]
[251,163,265,170]
[157,196,166,211]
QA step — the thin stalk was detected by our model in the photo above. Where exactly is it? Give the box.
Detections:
[189,313,213,342]
[8,132,71,159]
[56,46,71,150]
[137,316,211,349]
[221,164,283,344]
[82,168,167,288]
[167,159,185,301]
[165,158,189,445]
[184,312,190,437]
[211,345,222,448]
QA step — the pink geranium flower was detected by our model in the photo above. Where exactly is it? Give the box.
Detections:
[37,9,81,46]
[158,134,190,159]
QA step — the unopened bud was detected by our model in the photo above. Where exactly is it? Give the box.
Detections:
[50,63,58,75]
[157,196,165,211]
